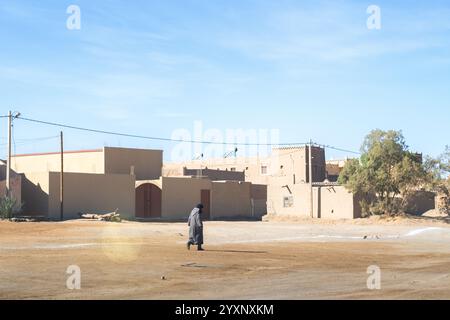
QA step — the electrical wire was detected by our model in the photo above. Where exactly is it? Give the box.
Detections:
[8,115,361,155]
[16,116,309,147]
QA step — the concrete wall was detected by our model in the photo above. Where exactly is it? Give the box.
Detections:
[104,147,162,180]
[211,181,252,219]
[47,172,136,220]
[160,177,212,220]
[12,150,104,174]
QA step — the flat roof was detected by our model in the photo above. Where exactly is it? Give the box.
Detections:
[12,149,103,158]
[12,146,164,158]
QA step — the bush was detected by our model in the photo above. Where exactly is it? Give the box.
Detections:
[0,196,22,219]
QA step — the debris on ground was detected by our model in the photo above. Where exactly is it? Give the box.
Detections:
[422,209,449,218]
[10,217,43,223]
[363,234,382,240]
[78,209,121,222]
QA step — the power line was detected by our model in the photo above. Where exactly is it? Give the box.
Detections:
[15,116,309,147]
[315,143,361,155]
[0,135,60,147]
[10,115,361,155]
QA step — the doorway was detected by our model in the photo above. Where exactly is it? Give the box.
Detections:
[201,189,211,220]
[135,183,162,218]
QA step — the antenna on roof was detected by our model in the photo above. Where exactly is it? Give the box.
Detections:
[224,147,238,158]
[193,153,204,160]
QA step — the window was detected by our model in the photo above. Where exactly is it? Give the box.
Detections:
[283,196,294,208]
[261,165,268,175]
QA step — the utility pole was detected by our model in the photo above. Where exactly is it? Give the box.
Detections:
[309,139,314,218]
[6,111,12,197]
[60,131,64,221]
[5,111,21,198]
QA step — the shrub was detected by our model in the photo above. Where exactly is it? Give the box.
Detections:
[0,196,22,219]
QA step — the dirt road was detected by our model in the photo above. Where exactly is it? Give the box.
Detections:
[1,220,449,299]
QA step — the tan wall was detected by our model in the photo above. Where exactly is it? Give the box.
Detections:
[160,177,212,220]
[104,147,162,180]
[48,172,136,220]
[268,181,360,220]
[0,175,22,209]
[12,150,104,174]
[20,172,51,216]
[317,186,359,220]
[11,147,163,181]
[152,177,256,220]
[211,181,252,219]
[267,180,311,217]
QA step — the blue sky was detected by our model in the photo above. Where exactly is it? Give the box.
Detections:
[0,0,449,161]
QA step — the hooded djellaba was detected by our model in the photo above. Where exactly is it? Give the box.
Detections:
[187,204,204,251]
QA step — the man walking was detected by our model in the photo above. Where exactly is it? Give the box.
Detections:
[187,204,204,251]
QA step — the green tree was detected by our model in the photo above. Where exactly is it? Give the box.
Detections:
[424,145,450,191]
[424,146,450,214]
[338,129,429,216]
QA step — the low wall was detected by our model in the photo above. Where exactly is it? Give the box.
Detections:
[48,172,136,220]
[161,177,212,220]
[211,181,252,219]
[317,186,360,220]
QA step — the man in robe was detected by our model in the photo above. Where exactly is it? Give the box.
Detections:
[187,204,204,251]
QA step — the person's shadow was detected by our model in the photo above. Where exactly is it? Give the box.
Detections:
[205,249,267,254]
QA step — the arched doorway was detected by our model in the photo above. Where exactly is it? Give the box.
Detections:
[136,183,162,218]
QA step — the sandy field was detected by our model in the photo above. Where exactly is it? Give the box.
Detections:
[1,217,450,300]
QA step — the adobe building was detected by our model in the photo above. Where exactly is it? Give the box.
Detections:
[135,177,260,220]
[11,146,261,221]
[165,146,363,220]
[12,147,163,180]
[11,147,162,220]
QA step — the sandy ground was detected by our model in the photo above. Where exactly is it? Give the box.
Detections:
[1,218,450,300]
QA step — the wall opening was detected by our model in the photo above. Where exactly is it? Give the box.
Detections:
[201,189,211,220]
[135,183,162,218]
